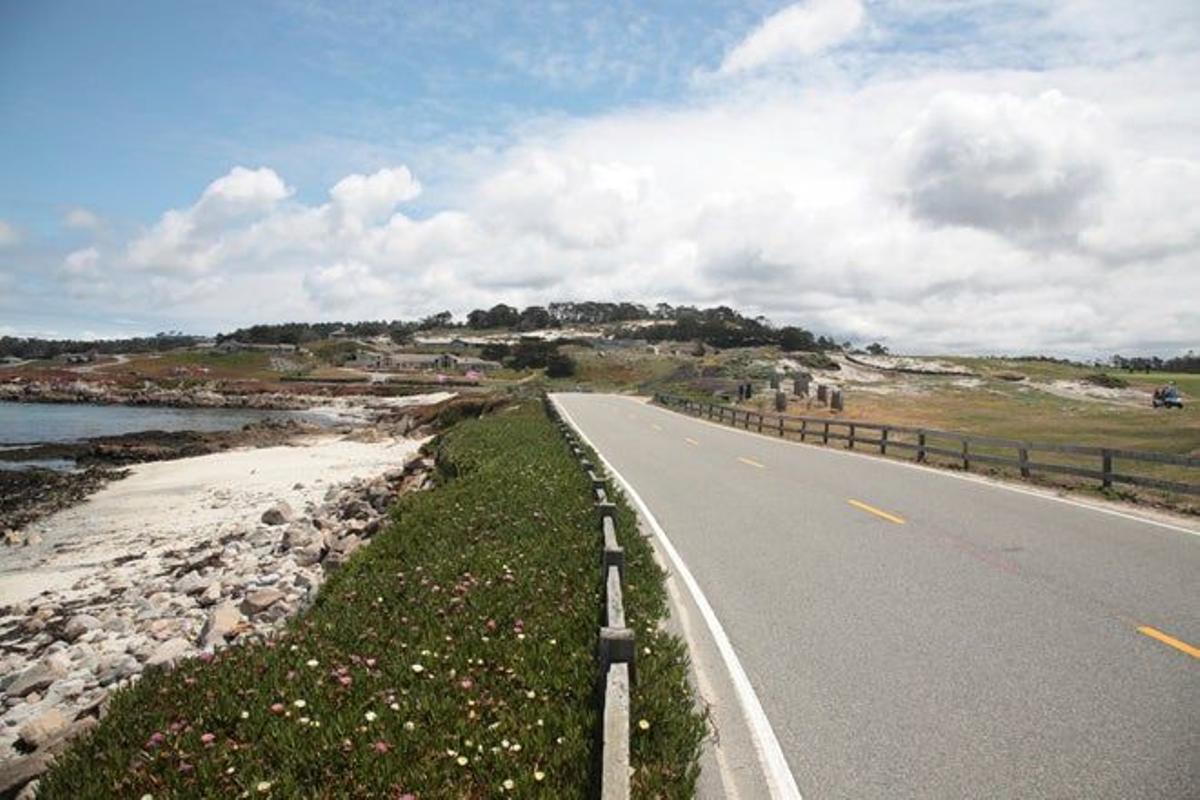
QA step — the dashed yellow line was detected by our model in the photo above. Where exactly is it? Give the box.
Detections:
[1138,626,1200,660]
[737,457,766,469]
[684,437,699,446]
[847,499,906,525]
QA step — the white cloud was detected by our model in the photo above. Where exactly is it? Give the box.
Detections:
[0,219,20,247]
[892,90,1110,244]
[63,207,103,232]
[718,0,864,76]
[330,166,421,227]
[31,3,1200,356]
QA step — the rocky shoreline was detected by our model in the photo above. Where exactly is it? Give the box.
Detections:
[0,378,440,410]
[0,449,436,797]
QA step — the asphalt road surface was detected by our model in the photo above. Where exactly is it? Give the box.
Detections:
[553,393,1199,800]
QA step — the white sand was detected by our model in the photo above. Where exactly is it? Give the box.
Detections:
[0,432,425,606]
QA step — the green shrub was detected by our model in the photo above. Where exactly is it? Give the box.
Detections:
[38,401,701,799]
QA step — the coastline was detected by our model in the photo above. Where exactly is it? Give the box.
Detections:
[0,390,460,789]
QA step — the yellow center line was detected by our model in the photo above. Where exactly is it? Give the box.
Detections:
[684,437,699,446]
[1138,626,1200,660]
[737,457,766,469]
[847,499,906,525]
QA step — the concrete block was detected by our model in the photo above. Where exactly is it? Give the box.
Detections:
[601,663,632,800]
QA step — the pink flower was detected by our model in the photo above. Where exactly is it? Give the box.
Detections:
[459,678,474,691]
[200,732,216,746]
[145,731,165,749]
[373,740,391,754]
[179,761,194,773]
[338,675,353,687]
[198,651,214,663]
[365,658,377,668]
[270,703,285,715]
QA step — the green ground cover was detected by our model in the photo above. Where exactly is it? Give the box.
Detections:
[38,400,703,799]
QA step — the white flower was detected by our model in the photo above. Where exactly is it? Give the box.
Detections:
[364,711,378,723]
[457,755,469,766]
[293,699,306,708]
[256,781,272,793]
[404,721,416,731]
[638,719,651,730]
[534,770,546,782]
[306,659,319,668]
[240,710,250,719]
[510,743,522,753]
[299,716,310,725]
[502,779,515,791]
[390,702,400,711]
[411,663,425,673]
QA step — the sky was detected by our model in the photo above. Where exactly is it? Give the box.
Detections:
[1,0,1198,356]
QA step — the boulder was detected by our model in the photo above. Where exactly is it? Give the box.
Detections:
[62,614,102,642]
[145,637,191,669]
[198,582,222,607]
[241,589,284,616]
[200,602,244,649]
[95,654,141,686]
[7,661,66,698]
[261,502,294,526]
[0,752,51,797]
[17,708,69,750]
[173,572,209,595]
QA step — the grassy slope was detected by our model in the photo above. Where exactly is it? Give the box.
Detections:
[38,401,702,799]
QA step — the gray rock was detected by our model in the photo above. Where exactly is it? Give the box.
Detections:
[200,602,243,649]
[241,589,284,616]
[6,661,66,698]
[261,501,295,526]
[198,582,222,607]
[62,613,102,641]
[0,752,51,797]
[95,654,141,686]
[145,637,191,669]
[15,778,40,800]
[17,707,68,750]
[173,571,209,595]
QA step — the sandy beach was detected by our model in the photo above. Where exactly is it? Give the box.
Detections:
[0,432,424,606]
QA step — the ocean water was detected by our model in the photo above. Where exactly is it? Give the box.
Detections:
[0,402,332,468]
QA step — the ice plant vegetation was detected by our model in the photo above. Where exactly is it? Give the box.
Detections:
[36,400,702,798]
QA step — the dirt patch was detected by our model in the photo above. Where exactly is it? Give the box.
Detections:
[1035,380,1153,408]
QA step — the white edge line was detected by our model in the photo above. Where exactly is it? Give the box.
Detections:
[636,397,1200,539]
[552,395,803,800]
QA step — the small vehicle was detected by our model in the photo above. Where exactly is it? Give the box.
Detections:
[1152,385,1184,409]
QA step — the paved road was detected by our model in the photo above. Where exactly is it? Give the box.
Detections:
[553,393,1200,800]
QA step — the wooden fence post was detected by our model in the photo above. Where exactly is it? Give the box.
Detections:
[880,428,888,455]
[1102,450,1113,489]
[962,440,970,472]
[757,413,764,433]
[917,432,927,463]
[800,420,807,442]
[823,422,830,445]
[1019,447,1030,478]
[778,417,785,437]
[847,424,856,450]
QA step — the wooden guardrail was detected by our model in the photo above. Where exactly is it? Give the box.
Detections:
[655,393,1200,496]
[544,396,634,800]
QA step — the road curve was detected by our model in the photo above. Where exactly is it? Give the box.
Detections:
[553,393,1199,800]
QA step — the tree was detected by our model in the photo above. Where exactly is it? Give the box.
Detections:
[866,342,889,356]
[778,326,815,352]
[516,306,552,331]
[480,343,510,362]
[545,351,576,378]
[418,311,453,330]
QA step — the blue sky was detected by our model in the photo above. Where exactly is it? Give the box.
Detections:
[1,1,1198,354]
